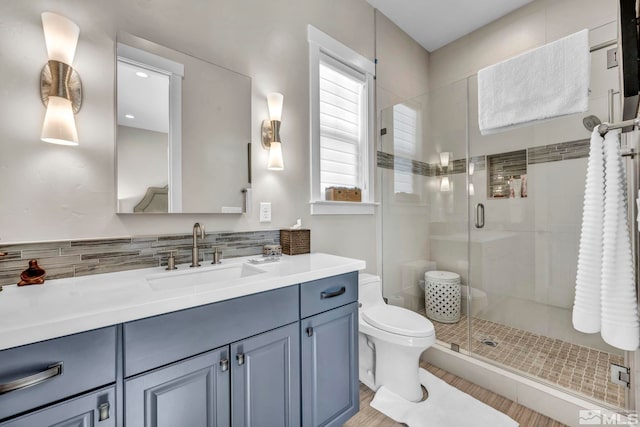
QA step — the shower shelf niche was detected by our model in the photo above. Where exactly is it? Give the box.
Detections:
[487,150,527,198]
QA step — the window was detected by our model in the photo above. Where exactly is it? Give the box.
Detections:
[392,103,420,195]
[308,25,376,215]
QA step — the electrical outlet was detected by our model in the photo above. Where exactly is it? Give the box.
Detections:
[259,202,271,222]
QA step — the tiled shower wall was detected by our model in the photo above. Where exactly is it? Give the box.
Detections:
[377,138,589,177]
[0,230,279,286]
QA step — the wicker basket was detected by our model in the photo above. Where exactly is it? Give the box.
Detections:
[280,229,310,255]
[325,187,362,202]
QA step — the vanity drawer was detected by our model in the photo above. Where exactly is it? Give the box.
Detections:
[0,326,117,421]
[124,285,299,377]
[300,272,358,318]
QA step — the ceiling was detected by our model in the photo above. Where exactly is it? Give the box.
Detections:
[367,0,534,52]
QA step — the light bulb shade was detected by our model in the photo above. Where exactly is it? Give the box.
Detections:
[41,96,79,145]
[267,141,284,170]
[267,92,284,121]
[439,152,450,168]
[42,12,79,65]
[468,161,475,176]
[440,176,450,192]
[469,183,475,196]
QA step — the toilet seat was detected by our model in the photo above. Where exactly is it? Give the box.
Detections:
[362,305,434,338]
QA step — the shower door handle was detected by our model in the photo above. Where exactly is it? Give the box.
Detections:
[475,203,485,229]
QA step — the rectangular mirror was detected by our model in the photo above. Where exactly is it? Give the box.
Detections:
[116,34,251,214]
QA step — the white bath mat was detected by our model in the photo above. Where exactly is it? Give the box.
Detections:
[370,368,519,427]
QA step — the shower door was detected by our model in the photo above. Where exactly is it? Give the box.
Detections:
[379,48,631,409]
[379,78,470,352]
[466,39,630,408]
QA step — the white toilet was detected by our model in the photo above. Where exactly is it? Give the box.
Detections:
[358,273,436,402]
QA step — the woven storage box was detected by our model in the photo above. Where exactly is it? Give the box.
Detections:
[325,187,362,202]
[280,229,310,255]
[425,271,461,323]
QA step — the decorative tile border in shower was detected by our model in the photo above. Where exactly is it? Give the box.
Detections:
[377,151,435,176]
[527,138,590,164]
[377,151,486,177]
[0,230,280,286]
[377,138,588,178]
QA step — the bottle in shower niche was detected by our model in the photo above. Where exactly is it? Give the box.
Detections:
[510,177,522,198]
[520,174,527,198]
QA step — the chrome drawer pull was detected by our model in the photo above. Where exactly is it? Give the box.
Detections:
[220,359,229,372]
[98,402,110,421]
[320,286,346,299]
[0,362,63,395]
[236,353,245,366]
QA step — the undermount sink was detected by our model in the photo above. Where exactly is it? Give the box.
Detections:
[147,263,266,291]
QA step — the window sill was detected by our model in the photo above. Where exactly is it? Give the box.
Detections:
[309,200,379,215]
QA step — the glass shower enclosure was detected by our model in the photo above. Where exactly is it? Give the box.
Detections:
[379,36,635,409]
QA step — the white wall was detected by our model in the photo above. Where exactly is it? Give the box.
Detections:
[0,0,399,272]
[429,0,618,91]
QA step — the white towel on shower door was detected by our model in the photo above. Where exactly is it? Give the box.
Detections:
[572,128,605,333]
[477,29,590,135]
[600,129,639,351]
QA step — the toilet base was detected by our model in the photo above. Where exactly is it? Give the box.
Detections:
[373,337,424,402]
[359,334,435,402]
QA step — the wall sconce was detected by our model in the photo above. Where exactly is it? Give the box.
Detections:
[261,93,284,170]
[40,12,82,146]
[439,152,451,168]
[440,176,451,192]
[468,161,475,176]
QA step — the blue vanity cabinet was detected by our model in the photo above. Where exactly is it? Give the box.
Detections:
[125,347,230,427]
[300,272,359,427]
[0,269,360,426]
[231,322,300,427]
[0,386,115,427]
[122,285,301,426]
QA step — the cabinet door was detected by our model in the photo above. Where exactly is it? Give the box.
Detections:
[0,386,115,427]
[232,322,300,427]
[301,302,359,427]
[125,347,230,427]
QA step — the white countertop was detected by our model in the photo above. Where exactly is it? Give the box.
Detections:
[0,253,365,351]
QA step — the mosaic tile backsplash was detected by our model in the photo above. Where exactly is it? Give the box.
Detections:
[0,230,279,286]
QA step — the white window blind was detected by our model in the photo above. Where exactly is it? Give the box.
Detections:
[308,25,375,214]
[319,56,366,196]
[393,104,418,194]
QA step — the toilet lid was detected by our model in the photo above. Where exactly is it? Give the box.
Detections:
[362,305,434,338]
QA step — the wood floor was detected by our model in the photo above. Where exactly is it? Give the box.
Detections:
[344,362,568,427]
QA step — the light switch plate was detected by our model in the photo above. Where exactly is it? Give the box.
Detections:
[259,202,271,222]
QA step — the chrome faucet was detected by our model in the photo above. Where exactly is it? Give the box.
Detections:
[191,223,205,267]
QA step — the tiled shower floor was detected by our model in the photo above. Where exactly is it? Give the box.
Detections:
[432,315,626,407]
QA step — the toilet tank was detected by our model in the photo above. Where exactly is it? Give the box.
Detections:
[358,273,385,309]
